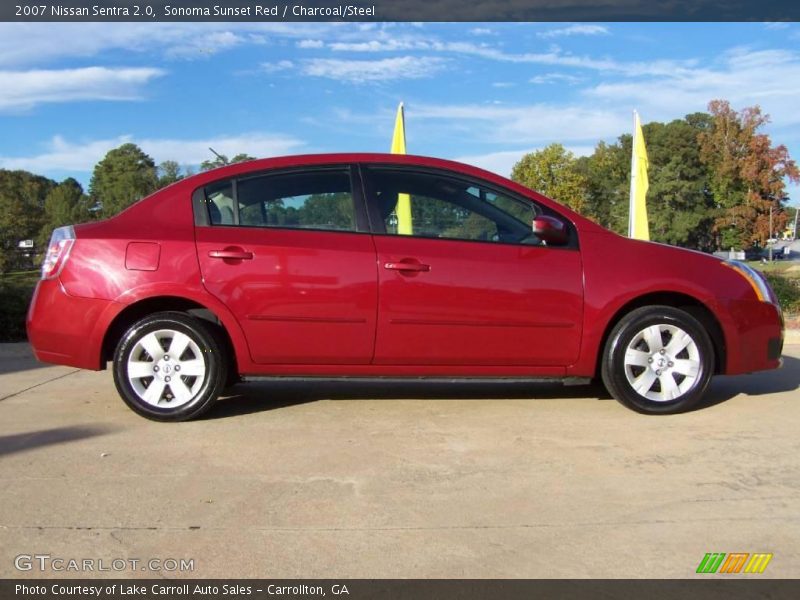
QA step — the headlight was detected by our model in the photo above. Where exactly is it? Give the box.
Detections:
[723,260,776,304]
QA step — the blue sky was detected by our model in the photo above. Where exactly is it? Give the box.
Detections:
[0,21,798,204]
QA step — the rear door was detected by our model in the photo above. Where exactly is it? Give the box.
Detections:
[194,166,378,365]
[362,166,584,367]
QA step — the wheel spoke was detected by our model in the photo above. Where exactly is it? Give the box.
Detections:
[168,331,192,359]
[673,358,700,378]
[665,330,693,357]
[143,380,166,406]
[179,358,205,377]
[659,372,680,400]
[127,360,154,379]
[632,369,657,395]
[169,378,194,404]
[643,325,664,353]
[139,332,164,361]
[625,348,651,368]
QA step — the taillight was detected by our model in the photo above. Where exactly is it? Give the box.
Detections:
[41,225,75,280]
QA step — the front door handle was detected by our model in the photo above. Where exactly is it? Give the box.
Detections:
[384,260,430,272]
[209,249,253,260]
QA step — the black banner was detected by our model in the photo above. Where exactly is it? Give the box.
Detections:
[3,0,800,22]
[3,580,800,600]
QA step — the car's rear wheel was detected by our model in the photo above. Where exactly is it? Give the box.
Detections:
[601,306,714,414]
[113,312,226,421]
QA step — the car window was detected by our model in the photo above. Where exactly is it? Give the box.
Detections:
[366,168,540,245]
[205,169,357,232]
[205,180,235,225]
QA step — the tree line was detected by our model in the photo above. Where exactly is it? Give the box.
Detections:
[0,145,254,272]
[511,100,799,252]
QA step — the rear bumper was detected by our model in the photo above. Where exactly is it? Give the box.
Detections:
[26,278,118,370]
[719,298,784,375]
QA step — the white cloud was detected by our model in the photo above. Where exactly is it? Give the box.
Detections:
[0,23,334,67]
[297,39,324,49]
[261,60,294,73]
[538,25,610,39]
[164,30,246,59]
[469,28,494,36]
[337,39,693,77]
[0,23,687,81]
[584,47,800,127]
[530,73,583,85]
[302,56,445,83]
[0,133,306,173]
[328,39,426,52]
[0,67,165,111]
[413,103,629,145]
[453,149,532,177]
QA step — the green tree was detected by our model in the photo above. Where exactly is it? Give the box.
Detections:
[644,116,716,250]
[573,114,716,250]
[575,141,629,234]
[157,160,184,188]
[89,143,158,218]
[37,178,87,249]
[511,143,588,212]
[0,170,54,272]
[200,153,255,172]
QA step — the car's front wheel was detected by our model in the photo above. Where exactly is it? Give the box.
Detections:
[601,306,714,414]
[113,312,226,421]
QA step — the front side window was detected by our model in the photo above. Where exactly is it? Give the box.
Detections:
[205,169,357,232]
[366,168,540,245]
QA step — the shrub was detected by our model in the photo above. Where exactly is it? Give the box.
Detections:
[763,271,800,314]
[0,271,38,342]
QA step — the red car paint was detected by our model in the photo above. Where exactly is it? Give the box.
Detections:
[27,153,783,385]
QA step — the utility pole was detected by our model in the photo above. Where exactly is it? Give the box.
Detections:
[769,206,773,262]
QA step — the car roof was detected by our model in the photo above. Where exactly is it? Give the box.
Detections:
[196,153,494,181]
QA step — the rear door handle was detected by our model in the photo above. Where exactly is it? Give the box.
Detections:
[209,249,253,260]
[384,260,430,272]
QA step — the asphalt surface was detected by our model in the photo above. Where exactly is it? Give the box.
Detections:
[1,343,798,579]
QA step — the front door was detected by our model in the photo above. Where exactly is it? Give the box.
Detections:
[363,166,584,367]
[195,167,377,365]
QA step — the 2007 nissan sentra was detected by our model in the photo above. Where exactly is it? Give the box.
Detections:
[26,154,784,421]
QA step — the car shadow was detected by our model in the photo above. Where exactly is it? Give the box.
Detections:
[203,378,613,420]
[0,343,53,376]
[693,353,800,411]
[204,354,800,420]
[0,424,113,458]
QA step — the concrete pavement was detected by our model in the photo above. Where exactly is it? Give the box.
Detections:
[1,343,799,579]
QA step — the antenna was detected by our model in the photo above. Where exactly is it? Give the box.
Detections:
[208,147,227,164]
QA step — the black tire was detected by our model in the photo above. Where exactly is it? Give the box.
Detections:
[601,306,714,414]
[113,311,227,421]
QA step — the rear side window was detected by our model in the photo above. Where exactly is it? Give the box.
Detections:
[205,181,235,225]
[205,169,356,232]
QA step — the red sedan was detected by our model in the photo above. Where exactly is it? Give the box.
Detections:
[27,154,784,421]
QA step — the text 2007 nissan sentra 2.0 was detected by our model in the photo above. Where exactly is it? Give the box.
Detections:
[27,154,784,421]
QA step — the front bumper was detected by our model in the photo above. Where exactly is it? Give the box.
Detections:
[720,298,784,375]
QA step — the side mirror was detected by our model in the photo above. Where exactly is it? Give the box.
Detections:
[532,215,569,245]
